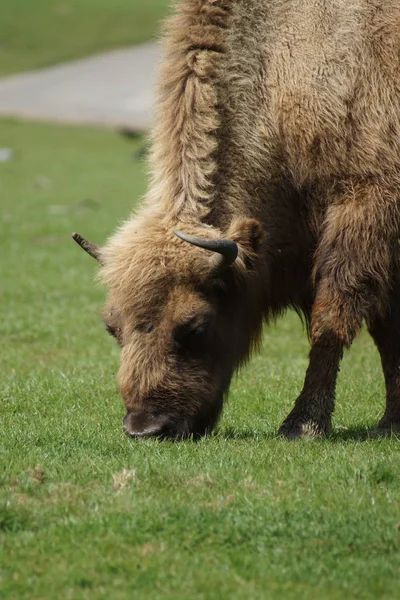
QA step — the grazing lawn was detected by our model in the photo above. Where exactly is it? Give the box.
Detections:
[0,0,170,77]
[1,118,400,599]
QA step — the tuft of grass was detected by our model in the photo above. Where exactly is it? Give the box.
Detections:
[0,0,170,77]
[1,118,400,599]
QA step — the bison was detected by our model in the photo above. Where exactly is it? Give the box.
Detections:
[73,0,400,439]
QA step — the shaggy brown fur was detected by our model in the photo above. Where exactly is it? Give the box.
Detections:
[87,0,400,438]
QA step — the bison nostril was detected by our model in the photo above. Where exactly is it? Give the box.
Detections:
[123,411,173,439]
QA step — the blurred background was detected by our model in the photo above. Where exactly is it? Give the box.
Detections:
[0,0,168,76]
[0,0,172,379]
[0,0,171,129]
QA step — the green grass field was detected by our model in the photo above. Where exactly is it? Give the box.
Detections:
[1,1,400,596]
[0,0,170,76]
[1,119,400,599]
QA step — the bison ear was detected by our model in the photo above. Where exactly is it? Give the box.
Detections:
[227,218,264,260]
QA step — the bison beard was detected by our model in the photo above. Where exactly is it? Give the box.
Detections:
[74,0,400,439]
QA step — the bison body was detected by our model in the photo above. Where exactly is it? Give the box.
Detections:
[75,0,400,438]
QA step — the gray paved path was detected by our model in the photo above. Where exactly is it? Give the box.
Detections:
[0,43,160,131]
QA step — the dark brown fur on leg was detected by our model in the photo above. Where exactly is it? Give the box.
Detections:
[279,334,343,438]
[281,180,399,438]
[367,252,400,433]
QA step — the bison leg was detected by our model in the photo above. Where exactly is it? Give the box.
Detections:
[279,334,343,438]
[367,257,400,433]
[280,180,398,438]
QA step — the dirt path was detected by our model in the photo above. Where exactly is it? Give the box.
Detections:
[0,43,160,131]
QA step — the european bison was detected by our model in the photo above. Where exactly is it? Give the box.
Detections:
[74,0,400,439]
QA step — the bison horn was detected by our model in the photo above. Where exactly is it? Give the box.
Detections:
[72,232,102,262]
[173,230,238,271]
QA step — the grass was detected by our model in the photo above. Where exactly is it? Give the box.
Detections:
[1,118,400,599]
[0,0,170,77]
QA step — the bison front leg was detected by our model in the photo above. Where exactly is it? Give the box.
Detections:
[280,273,363,438]
[279,334,343,438]
[280,180,398,438]
[367,261,400,434]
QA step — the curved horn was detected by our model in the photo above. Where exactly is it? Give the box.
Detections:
[72,232,102,262]
[173,230,238,271]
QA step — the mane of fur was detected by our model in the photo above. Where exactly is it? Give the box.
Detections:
[147,0,233,220]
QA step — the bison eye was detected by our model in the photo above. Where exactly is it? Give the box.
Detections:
[136,322,154,334]
[174,320,210,353]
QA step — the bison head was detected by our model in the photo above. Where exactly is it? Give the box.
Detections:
[73,216,264,439]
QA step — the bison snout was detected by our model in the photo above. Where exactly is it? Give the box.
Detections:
[123,411,177,439]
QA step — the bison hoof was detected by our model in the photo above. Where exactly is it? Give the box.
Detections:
[278,416,331,439]
[370,420,400,437]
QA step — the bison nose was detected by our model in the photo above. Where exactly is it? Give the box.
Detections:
[123,411,173,439]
